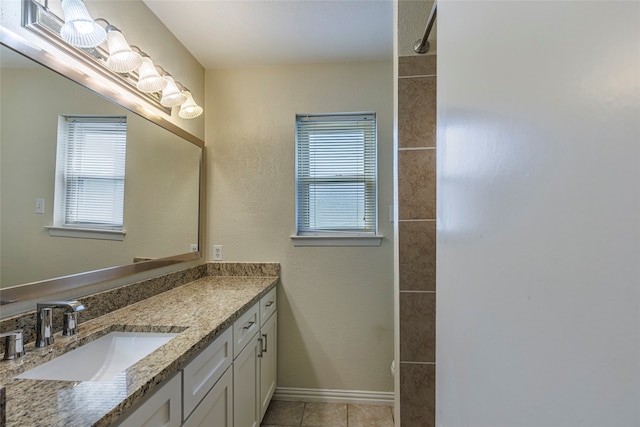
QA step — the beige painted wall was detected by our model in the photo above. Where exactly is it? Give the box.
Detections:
[206,61,394,392]
[0,67,199,287]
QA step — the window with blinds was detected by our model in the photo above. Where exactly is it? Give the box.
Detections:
[55,115,127,230]
[295,113,377,236]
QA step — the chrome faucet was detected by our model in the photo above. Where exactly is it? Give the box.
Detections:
[1,329,24,360]
[36,301,85,348]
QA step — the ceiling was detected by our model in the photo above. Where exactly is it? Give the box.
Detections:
[142,0,394,69]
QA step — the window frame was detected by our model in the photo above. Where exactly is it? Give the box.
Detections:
[292,112,382,247]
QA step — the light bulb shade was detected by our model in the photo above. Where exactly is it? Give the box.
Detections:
[178,92,203,119]
[160,76,187,107]
[60,0,107,48]
[136,57,168,93]
[105,29,142,73]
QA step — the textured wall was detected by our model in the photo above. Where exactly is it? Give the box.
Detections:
[206,61,394,393]
[397,0,437,57]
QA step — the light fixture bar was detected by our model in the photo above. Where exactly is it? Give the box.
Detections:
[22,0,203,119]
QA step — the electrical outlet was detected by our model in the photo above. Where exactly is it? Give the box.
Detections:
[190,244,198,252]
[35,198,45,214]
[213,245,223,261]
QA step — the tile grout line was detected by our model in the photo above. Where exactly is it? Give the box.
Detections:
[398,74,437,79]
[346,403,349,427]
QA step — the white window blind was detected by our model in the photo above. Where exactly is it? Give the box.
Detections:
[296,113,377,235]
[57,115,127,229]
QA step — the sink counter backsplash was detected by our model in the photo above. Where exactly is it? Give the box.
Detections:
[0,262,279,427]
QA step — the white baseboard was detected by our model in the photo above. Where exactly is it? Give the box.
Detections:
[273,387,394,406]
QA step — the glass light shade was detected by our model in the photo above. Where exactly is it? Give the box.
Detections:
[136,57,168,93]
[60,0,107,48]
[178,92,203,119]
[105,29,143,73]
[160,76,187,107]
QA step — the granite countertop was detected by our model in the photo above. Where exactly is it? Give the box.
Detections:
[0,275,278,426]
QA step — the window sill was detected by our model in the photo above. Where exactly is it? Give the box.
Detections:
[45,226,126,241]
[290,234,383,247]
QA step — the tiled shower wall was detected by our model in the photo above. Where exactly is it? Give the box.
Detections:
[397,55,436,426]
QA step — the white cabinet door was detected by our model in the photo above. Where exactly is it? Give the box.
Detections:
[183,366,233,427]
[233,332,260,427]
[259,313,277,420]
[183,327,233,421]
[117,373,182,427]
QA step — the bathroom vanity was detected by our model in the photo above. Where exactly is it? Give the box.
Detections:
[0,271,278,426]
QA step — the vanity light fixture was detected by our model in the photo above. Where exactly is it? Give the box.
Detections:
[160,75,188,107]
[178,90,203,119]
[40,0,203,118]
[59,0,106,48]
[103,25,143,73]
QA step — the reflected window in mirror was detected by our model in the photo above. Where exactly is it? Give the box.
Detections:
[49,115,127,241]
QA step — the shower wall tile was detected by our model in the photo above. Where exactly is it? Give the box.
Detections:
[398,77,437,148]
[397,149,436,220]
[400,292,436,362]
[399,220,436,291]
[399,55,437,77]
[399,363,436,427]
[397,54,436,427]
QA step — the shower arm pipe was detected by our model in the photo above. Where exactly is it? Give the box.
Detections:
[414,0,437,54]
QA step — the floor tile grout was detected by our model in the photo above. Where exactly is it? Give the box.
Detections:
[261,400,394,427]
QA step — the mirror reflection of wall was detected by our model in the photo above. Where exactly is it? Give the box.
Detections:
[0,48,200,288]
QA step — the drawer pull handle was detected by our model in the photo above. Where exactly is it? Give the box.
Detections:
[265,301,274,307]
[258,337,264,358]
[243,320,255,330]
[262,333,268,353]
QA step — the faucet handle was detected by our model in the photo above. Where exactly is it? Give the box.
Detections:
[36,307,54,348]
[1,329,24,360]
[63,312,80,336]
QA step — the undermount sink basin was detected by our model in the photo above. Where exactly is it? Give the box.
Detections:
[17,331,179,382]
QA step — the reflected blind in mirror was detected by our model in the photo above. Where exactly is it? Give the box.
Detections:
[58,115,127,228]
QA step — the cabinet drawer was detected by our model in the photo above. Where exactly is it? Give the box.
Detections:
[259,287,277,327]
[117,373,182,427]
[183,327,233,420]
[233,302,260,359]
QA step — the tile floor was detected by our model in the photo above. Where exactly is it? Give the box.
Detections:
[261,400,394,427]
